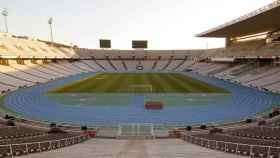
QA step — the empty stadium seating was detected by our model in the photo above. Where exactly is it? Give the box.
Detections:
[184,126,280,158]
[0,33,76,59]
[183,109,280,158]
[2,32,280,158]
[2,33,280,96]
[0,122,89,157]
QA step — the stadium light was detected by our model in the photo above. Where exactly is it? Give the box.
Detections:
[48,17,54,43]
[1,8,8,33]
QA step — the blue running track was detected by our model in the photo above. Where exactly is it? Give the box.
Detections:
[3,72,280,126]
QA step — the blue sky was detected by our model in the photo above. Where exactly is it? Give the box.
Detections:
[0,0,275,49]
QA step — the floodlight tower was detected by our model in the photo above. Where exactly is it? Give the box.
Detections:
[48,17,54,43]
[2,8,8,33]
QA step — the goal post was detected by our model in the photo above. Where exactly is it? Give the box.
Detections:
[129,84,153,93]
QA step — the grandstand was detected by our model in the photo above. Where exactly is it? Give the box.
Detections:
[0,0,280,157]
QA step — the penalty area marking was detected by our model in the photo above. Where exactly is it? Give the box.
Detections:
[130,84,153,93]
[95,77,107,80]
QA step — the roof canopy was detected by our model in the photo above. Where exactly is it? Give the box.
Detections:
[197,1,280,38]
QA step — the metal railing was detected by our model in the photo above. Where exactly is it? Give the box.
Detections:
[0,134,89,157]
[184,134,280,157]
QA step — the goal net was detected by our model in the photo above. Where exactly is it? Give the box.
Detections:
[130,84,153,93]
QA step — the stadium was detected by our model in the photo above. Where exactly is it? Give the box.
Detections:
[0,0,280,157]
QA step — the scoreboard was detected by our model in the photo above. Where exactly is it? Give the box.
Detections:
[132,40,148,49]
[99,39,111,48]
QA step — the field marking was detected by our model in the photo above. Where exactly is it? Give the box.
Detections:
[130,84,153,93]
[95,77,107,80]
[48,73,228,94]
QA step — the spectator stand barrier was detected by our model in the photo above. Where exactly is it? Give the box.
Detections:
[0,134,89,157]
[183,134,280,158]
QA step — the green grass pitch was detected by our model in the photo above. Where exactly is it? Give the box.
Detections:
[48,73,228,93]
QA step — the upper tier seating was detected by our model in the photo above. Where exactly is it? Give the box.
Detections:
[0,33,75,58]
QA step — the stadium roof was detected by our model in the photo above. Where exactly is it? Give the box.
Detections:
[197,0,280,38]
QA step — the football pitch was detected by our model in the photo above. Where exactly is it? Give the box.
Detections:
[48,73,227,93]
